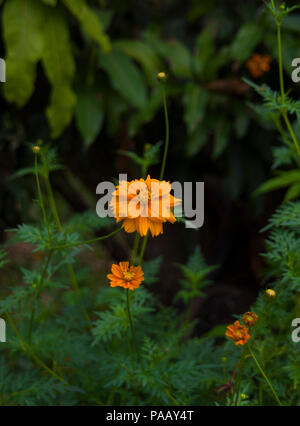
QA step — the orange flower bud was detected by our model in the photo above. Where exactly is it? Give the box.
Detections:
[242,311,258,327]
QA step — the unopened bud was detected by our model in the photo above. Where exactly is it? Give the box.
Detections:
[32,146,40,154]
[157,71,167,82]
[265,288,276,299]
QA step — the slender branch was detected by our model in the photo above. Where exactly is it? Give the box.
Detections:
[40,152,80,293]
[34,153,51,241]
[5,312,65,383]
[130,234,140,265]
[138,233,149,265]
[276,22,285,103]
[248,346,282,406]
[234,348,246,406]
[39,151,93,326]
[159,84,170,181]
[126,289,140,360]
[275,14,300,161]
[52,227,122,250]
[163,388,180,406]
[28,249,54,344]
[282,112,300,160]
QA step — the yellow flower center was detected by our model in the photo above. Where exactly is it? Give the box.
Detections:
[137,188,151,204]
[123,271,135,281]
[235,330,243,339]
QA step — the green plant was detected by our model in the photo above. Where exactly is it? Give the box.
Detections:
[0,0,300,407]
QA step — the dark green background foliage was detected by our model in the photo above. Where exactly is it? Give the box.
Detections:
[0,0,299,405]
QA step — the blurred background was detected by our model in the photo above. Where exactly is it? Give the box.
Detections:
[1,0,300,335]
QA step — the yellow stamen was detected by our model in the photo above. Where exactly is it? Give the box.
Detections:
[123,271,135,281]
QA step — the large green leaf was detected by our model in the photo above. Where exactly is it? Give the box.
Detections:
[41,8,76,138]
[183,83,208,133]
[128,86,162,136]
[99,50,147,109]
[113,40,163,82]
[46,86,76,139]
[40,0,57,5]
[187,128,208,157]
[156,39,192,77]
[63,0,111,53]
[255,170,300,195]
[231,22,263,62]
[75,87,104,148]
[2,0,45,106]
[105,92,128,137]
[194,27,215,79]
[213,118,230,159]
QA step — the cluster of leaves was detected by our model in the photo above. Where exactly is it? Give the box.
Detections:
[0,210,227,405]
[0,0,299,163]
[0,0,300,407]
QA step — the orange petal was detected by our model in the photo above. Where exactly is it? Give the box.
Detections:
[119,262,129,272]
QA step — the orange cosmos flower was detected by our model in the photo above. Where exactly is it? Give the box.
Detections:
[107,261,144,290]
[242,311,258,327]
[225,320,250,346]
[246,53,271,78]
[110,174,181,237]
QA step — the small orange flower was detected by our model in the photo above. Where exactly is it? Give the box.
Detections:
[107,261,144,290]
[246,53,271,78]
[110,175,181,237]
[225,320,250,346]
[242,311,258,327]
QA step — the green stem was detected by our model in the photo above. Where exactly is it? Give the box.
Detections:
[138,233,149,265]
[234,350,246,406]
[275,17,300,161]
[259,381,263,406]
[5,312,65,383]
[273,116,300,167]
[163,388,180,406]
[134,81,170,270]
[44,171,63,233]
[52,227,122,250]
[40,152,92,325]
[283,112,300,160]
[130,234,140,265]
[28,249,53,344]
[126,289,139,360]
[248,346,282,406]
[34,153,51,241]
[159,84,170,181]
[276,22,285,103]
[125,327,134,368]
[41,153,80,293]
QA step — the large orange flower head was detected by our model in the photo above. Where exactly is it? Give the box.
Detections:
[225,320,250,346]
[110,175,181,237]
[107,262,144,291]
[246,53,271,78]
